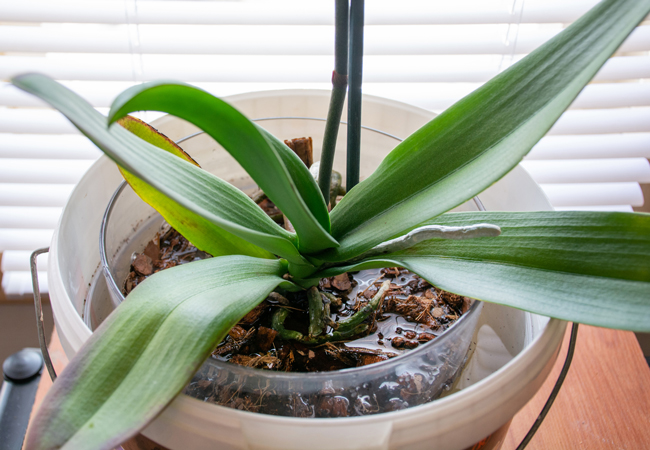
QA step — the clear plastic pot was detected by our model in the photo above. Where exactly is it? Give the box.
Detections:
[95,118,484,417]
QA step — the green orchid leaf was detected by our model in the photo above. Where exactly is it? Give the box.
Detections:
[11,74,306,263]
[324,0,650,262]
[117,116,274,259]
[315,211,650,332]
[107,81,337,254]
[255,124,333,227]
[25,256,297,450]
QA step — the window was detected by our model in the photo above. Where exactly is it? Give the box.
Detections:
[1,0,649,297]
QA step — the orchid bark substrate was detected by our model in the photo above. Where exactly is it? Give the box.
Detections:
[11,0,650,449]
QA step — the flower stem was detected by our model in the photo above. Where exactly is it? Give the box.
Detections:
[319,0,349,205]
[346,0,364,191]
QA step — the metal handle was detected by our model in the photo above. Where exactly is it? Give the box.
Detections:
[30,248,56,381]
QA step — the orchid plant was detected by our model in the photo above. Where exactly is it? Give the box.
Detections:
[12,0,650,449]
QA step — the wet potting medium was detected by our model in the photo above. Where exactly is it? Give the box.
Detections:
[48,90,566,450]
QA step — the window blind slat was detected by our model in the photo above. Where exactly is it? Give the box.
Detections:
[549,107,650,135]
[2,54,498,83]
[4,24,648,56]
[0,207,61,229]
[0,133,101,159]
[0,229,52,252]
[0,0,601,26]
[540,182,644,207]
[1,250,48,272]
[1,81,337,108]
[10,104,650,136]
[0,109,79,134]
[529,133,650,160]
[1,81,305,108]
[594,55,650,81]
[364,82,650,111]
[4,54,648,84]
[520,158,650,184]
[2,271,47,298]
[0,184,74,207]
[5,81,650,112]
[554,205,635,212]
[0,159,94,184]
[570,83,650,109]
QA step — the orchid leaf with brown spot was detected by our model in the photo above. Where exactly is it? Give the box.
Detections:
[117,115,274,259]
[107,82,337,254]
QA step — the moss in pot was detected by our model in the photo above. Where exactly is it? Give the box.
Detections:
[12,0,650,448]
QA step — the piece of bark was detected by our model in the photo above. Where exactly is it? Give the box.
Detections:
[417,332,436,342]
[362,285,378,299]
[317,396,349,418]
[358,354,390,366]
[440,291,466,310]
[122,433,170,450]
[229,354,253,366]
[331,273,351,291]
[256,326,278,352]
[257,198,281,217]
[228,325,248,340]
[143,241,160,261]
[381,267,400,278]
[282,137,313,230]
[132,254,153,276]
[284,137,313,167]
[386,295,436,326]
[431,307,445,319]
[239,302,269,325]
[391,336,419,350]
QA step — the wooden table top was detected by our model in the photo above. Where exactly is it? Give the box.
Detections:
[25,325,650,449]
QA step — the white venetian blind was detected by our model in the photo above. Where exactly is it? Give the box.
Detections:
[1,0,649,297]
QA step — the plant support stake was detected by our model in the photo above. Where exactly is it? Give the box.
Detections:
[346,0,364,191]
[319,0,349,204]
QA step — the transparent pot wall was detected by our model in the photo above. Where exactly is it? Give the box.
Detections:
[185,302,482,417]
[95,118,484,417]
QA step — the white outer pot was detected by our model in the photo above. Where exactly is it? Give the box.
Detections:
[47,91,565,450]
